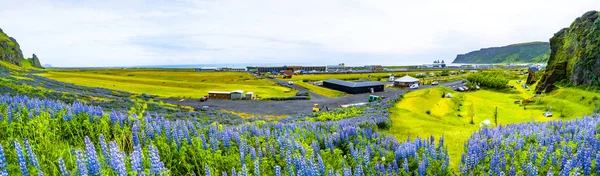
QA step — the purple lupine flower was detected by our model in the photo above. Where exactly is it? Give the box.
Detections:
[231,167,237,176]
[24,138,41,170]
[241,164,248,176]
[98,134,110,165]
[254,160,260,176]
[132,122,140,146]
[274,166,281,176]
[0,144,8,176]
[14,140,29,176]
[205,163,211,176]
[108,142,126,175]
[130,144,144,175]
[149,143,167,174]
[75,149,88,176]
[84,136,101,176]
[58,158,69,176]
[403,158,409,173]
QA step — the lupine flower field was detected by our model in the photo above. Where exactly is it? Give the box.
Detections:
[0,92,456,175]
[460,116,600,175]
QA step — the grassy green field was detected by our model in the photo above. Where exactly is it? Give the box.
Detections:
[293,81,347,98]
[38,69,297,98]
[387,82,598,169]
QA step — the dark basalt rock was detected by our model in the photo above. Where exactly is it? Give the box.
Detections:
[0,29,23,66]
[536,10,600,92]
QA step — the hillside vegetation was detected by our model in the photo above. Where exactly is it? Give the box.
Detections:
[452,42,550,64]
[537,11,600,92]
[0,28,24,66]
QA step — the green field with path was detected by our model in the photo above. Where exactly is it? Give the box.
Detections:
[387,81,599,169]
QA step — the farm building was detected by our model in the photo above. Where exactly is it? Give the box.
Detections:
[231,90,245,99]
[327,65,346,72]
[218,67,247,72]
[255,66,327,73]
[208,91,231,99]
[196,67,217,72]
[394,75,420,87]
[322,79,384,94]
[246,92,254,99]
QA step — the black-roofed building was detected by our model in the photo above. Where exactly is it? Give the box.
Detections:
[323,79,384,94]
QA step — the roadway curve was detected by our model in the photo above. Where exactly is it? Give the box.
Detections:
[162,80,464,116]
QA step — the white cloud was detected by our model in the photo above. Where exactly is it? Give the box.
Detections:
[0,0,598,67]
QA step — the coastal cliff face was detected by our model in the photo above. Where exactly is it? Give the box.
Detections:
[452,42,550,64]
[0,28,23,66]
[537,11,600,92]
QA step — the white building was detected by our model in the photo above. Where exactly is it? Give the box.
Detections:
[230,90,245,100]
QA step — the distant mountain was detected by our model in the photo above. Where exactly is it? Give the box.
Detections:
[0,28,24,66]
[452,42,550,64]
[537,11,600,92]
[42,64,52,68]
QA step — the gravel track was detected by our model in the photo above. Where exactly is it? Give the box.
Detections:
[162,80,464,116]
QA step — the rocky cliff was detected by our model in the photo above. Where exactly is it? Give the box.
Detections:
[537,11,600,92]
[29,54,43,68]
[453,42,550,64]
[0,28,23,66]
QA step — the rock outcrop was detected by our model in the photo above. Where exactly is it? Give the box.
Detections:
[0,28,23,66]
[537,11,600,92]
[29,54,43,68]
[452,42,550,64]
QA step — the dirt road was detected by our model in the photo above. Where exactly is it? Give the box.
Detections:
[162,80,464,115]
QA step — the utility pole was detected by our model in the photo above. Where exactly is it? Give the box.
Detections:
[494,107,498,126]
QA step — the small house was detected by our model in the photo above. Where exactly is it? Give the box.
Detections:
[246,92,254,99]
[230,90,245,100]
[208,91,231,99]
[394,75,420,87]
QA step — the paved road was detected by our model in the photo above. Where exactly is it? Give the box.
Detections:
[162,80,464,116]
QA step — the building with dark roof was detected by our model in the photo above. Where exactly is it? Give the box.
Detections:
[322,79,384,94]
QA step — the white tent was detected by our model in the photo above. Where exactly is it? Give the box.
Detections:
[394,75,419,83]
[394,75,420,87]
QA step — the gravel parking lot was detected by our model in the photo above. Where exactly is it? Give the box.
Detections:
[162,80,464,116]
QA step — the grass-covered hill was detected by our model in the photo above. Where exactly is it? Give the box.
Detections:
[537,10,600,92]
[452,42,550,64]
[0,28,24,66]
[0,28,43,69]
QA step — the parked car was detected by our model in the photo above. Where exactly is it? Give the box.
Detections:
[410,84,419,89]
[456,87,465,92]
[431,81,439,85]
[462,86,469,91]
[543,111,553,117]
[200,96,208,102]
[288,81,294,85]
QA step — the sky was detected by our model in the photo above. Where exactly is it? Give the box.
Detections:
[0,0,599,67]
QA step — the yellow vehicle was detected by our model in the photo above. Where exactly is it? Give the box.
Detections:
[312,104,321,112]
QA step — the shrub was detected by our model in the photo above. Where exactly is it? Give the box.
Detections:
[467,72,509,89]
